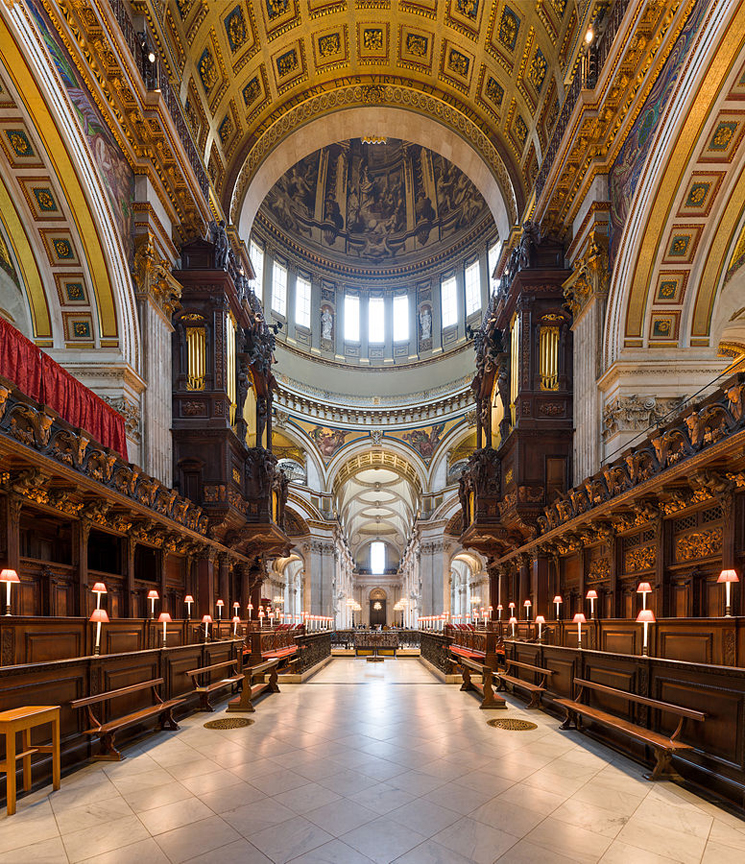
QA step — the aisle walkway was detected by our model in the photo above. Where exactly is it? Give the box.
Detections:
[1,658,743,864]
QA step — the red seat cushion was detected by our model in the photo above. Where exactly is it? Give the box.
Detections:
[450,645,484,660]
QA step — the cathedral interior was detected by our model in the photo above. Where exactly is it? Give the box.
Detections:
[1,0,745,861]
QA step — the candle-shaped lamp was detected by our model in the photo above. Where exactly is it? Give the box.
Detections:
[147,590,159,618]
[509,616,517,639]
[233,601,240,617]
[216,599,224,619]
[247,602,253,619]
[0,569,19,616]
[535,615,545,642]
[523,599,532,621]
[586,589,598,618]
[496,604,503,620]
[232,615,241,636]
[717,569,739,617]
[636,582,652,610]
[636,609,655,656]
[508,602,515,618]
[258,608,265,628]
[158,612,172,645]
[573,612,587,649]
[184,594,194,618]
[202,613,212,640]
[90,608,109,655]
[553,595,563,620]
[487,605,493,621]
[92,582,107,610]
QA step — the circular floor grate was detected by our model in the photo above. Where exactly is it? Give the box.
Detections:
[204,718,254,730]
[487,718,538,731]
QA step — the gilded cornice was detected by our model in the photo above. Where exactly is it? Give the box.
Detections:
[536,0,697,236]
[41,0,211,243]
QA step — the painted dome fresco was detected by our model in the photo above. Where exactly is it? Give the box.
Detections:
[256,138,495,272]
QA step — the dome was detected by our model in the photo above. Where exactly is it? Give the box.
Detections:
[256,137,495,275]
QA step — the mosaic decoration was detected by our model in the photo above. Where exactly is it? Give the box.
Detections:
[498,6,520,51]
[266,0,290,20]
[204,718,254,729]
[448,49,470,77]
[609,0,708,263]
[485,76,504,107]
[709,121,738,151]
[243,76,261,106]
[701,114,745,162]
[363,29,383,51]
[528,49,547,93]
[667,234,690,258]
[63,312,94,340]
[65,282,86,302]
[260,138,490,262]
[5,128,33,157]
[33,187,57,212]
[487,718,538,731]
[319,33,341,57]
[678,172,723,217]
[198,49,217,90]
[649,312,679,341]
[655,271,687,303]
[456,0,479,20]
[54,239,74,259]
[224,6,247,52]
[662,226,701,264]
[400,423,445,461]
[276,48,299,77]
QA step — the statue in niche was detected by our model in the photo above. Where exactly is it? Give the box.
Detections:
[419,305,432,341]
[321,306,334,341]
[209,220,229,270]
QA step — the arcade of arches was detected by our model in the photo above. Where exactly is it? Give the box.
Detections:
[2,0,745,858]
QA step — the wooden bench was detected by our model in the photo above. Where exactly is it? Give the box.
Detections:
[449,649,506,709]
[185,659,244,712]
[497,659,553,709]
[71,678,184,761]
[556,678,706,780]
[244,630,300,670]
[227,657,280,713]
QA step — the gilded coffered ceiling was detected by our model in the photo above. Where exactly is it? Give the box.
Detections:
[138,0,582,229]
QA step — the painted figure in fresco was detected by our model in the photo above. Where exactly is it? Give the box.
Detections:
[310,426,348,458]
[419,306,432,341]
[402,423,445,460]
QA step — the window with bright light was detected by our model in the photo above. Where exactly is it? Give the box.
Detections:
[295,275,311,329]
[271,261,287,317]
[488,240,502,293]
[345,293,360,342]
[465,260,481,316]
[441,276,458,329]
[369,297,385,343]
[393,294,408,342]
[370,541,386,574]
[250,239,264,296]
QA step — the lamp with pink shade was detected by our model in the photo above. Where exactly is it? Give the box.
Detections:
[553,595,563,620]
[1,569,20,616]
[92,582,107,610]
[573,613,587,649]
[636,609,655,656]
[90,608,109,654]
[636,582,652,611]
[717,569,739,617]
[158,612,172,645]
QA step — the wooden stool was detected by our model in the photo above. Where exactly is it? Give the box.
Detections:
[0,705,61,815]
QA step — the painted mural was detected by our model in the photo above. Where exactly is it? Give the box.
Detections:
[385,417,463,462]
[290,418,368,460]
[27,0,135,262]
[608,0,706,265]
[260,138,491,263]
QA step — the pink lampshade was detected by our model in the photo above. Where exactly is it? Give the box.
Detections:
[487,606,493,612]
[89,609,109,623]
[202,614,213,623]
[535,615,546,624]
[147,590,159,600]
[508,602,515,609]
[573,613,587,623]
[524,599,532,607]
[216,599,225,607]
[0,569,20,584]
[184,594,194,603]
[586,590,598,600]
[718,569,739,584]
[636,582,652,593]
[497,604,503,611]
[508,616,517,624]
[158,612,172,623]
[232,615,241,623]
[92,582,107,594]
[553,595,563,604]
[636,609,656,623]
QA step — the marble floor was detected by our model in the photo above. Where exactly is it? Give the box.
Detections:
[2,657,744,864]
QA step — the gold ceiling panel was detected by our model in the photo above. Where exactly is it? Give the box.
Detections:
[144,0,577,218]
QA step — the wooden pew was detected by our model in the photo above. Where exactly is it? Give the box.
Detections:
[447,625,503,671]
[497,659,553,709]
[185,659,244,712]
[555,678,706,780]
[71,678,184,761]
[244,629,300,670]
[227,657,280,713]
[449,648,506,709]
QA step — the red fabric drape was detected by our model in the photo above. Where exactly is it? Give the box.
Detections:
[0,317,128,459]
